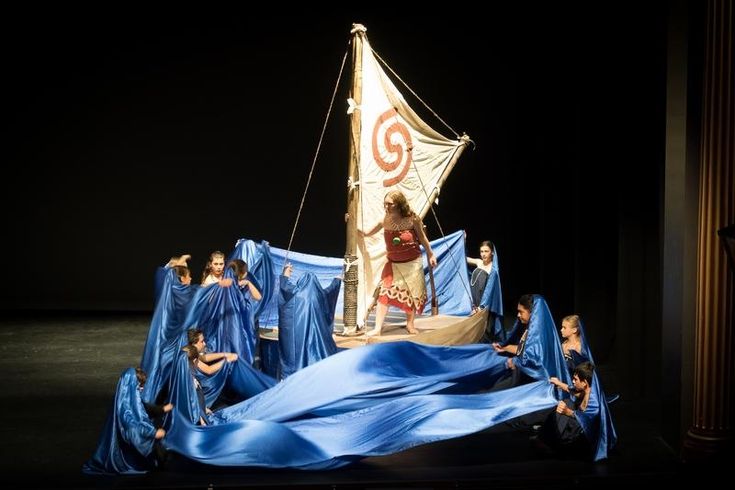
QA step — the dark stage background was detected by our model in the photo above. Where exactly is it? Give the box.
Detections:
[2,5,668,400]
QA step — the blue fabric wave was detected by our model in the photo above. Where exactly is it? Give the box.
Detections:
[163,342,557,469]
[165,380,556,470]
[211,342,509,424]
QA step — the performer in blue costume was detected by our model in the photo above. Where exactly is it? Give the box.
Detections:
[544,362,598,457]
[277,263,341,379]
[556,316,618,460]
[229,238,276,326]
[83,368,169,475]
[466,240,504,342]
[141,258,198,403]
[493,294,570,388]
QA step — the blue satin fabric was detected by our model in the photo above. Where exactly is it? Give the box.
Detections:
[83,368,158,475]
[575,319,617,461]
[425,230,474,316]
[230,238,274,324]
[165,331,276,419]
[163,342,558,469]
[259,246,344,328]
[504,295,571,385]
[566,349,590,373]
[182,275,258,365]
[212,342,510,424]
[141,267,197,402]
[165,380,556,470]
[278,272,341,379]
[153,265,167,305]
[166,345,215,428]
[164,325,275,416]
[477,245,504,341]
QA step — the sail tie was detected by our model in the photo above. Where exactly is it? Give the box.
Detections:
[343,256,360,273]
[347,98,361,114]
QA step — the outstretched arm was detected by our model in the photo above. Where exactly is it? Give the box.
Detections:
[493,342,518,355]
[359,219,384,237]
[467,256,482,267]
[199,351,237,364]
[549,376,570,393]
[195,353,238,375]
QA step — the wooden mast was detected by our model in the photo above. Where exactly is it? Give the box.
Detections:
[342,23,365,335]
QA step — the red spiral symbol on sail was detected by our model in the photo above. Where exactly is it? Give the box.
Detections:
[372,109,413,187]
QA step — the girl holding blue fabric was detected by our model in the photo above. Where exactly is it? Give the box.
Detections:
[543,361,596,457]
[467,240,495,311]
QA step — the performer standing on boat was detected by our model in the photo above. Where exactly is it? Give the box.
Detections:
[363,190,437,336]
[466,240,505,342]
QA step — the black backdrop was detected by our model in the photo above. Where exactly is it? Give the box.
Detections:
[2,5,666,380]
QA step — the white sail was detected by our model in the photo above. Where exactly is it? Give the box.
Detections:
[354,34,467,325]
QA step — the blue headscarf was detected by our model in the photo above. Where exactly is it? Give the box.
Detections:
[477,243,504,341]
[507,295,571,386]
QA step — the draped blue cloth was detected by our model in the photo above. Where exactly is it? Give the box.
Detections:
[182,274,258,365]
[259,246,344,328]
[169,302,277,410]
[278,272,341,379]
[424,230,474,316]
[166,324,276,411]
[506,295,571,385]
[83,368,159,475]
[230,238,274,324]
[153,266,167,306]
[166,381,556,470]
[163,342,559,469]
[477,246,504,341]
[575,319,617,461]
[166,345,215,429]
[212,342,510,423]
[245,230,473,328]
[141,266,197,402]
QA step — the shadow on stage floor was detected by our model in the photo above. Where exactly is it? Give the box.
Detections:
[0,311,705,489]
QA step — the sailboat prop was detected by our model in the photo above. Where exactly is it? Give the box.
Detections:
[236,24,492,347]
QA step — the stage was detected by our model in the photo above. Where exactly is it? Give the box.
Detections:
[1,311,694,489]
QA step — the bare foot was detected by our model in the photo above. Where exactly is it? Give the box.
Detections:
[365,328,382,337]
[406,326,419,335]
